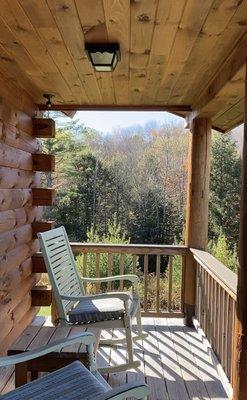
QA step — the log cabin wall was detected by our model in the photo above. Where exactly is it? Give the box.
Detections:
[0,92,55,354]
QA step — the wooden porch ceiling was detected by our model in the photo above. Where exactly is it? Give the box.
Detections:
[0,0,246,132]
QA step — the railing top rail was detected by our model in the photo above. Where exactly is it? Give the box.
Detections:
[70,243,188,256]
[190,248,237,299]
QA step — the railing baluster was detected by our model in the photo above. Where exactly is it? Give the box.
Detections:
[218,284,222,360]
[212,278,217,351]
[83,252,87,276]
[223,292,230,373]
[231,301,236,386]
[132,254,137,274]
[215,282,220,355]
[143,254,148,312]
[197,264,202,324]
[83,252,87,293]
[202,268,206,333]
[181,255,186,311]
[168,256,173,312]
[204,271,209,337]
[119,253,124,291]
[95,252,100,293]
[207,273,212,343]
[107,253,113,291]
[156,255,161,312]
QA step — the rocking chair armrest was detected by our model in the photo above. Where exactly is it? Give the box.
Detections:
[0,332,94,367]
[92,382,149,400]
[81,275,139,285]
[61,292,130,302]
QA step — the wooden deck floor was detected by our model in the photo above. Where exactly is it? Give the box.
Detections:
[0,317,231,400]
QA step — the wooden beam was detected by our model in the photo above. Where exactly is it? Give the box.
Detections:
[187,33,247,124]
[32,118,55,138]
[32,154,55,172]
[232,61,247,400]
[37,104,192,112]
[32,221,55,239]
[184,118,212,327]
[32,188,56,206]
[32,253,46,273]
[31,285,52,307]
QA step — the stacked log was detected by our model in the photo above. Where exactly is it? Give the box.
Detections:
[0,97,55,354]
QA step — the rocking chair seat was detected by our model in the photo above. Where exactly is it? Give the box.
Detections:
[2,361,108,400]
[68,295,127,324]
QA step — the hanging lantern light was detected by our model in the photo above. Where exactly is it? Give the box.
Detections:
[85,43,121,72]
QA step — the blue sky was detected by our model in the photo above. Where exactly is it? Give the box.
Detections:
[74,110,183,133]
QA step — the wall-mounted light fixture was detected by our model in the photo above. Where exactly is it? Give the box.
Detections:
[43,93,54,108]
[85,43,121,72]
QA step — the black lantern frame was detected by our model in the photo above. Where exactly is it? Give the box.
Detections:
[85,43,121,72]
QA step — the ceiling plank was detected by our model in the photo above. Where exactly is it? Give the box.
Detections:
[141,0,186,105]
[169,0,247,105]
[0,13,63,103]
[212,97,245,132]
[19,0,88,104]
[1,0,75,102]
[75,0,116,105]
[103,0,130,105]
[156,0,215,103]
[48,0,103,104]
[130,0,159,104]
[0,43,41,100]
[187,0,247,106]
[0,65,36,116]
[186,33,247,125]
[201,64,245,119]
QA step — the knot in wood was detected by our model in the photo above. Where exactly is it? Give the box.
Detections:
[137,14,150,22]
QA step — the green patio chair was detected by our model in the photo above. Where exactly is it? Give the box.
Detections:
[0,332,149,399]
[38,226,148,373]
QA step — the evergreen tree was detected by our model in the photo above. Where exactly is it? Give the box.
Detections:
[208,233,238,272]
[209,132,241,248]
[52,151,116,241]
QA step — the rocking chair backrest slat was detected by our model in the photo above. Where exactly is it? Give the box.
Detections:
[38,226,84,320]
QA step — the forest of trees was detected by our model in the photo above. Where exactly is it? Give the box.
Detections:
[43,114,242,272]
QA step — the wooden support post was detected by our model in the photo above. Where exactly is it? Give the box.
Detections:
[184,118,212,327]
[232,62,247,400]
[32,154,55,172]
[33,118,55,138]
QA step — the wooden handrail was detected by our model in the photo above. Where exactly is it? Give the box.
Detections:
[190,248,237,299]
[70,243,188,256]
[191,247,237,386]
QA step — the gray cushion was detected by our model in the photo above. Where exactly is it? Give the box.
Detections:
[68,295,125,324]
[2,361,108,400]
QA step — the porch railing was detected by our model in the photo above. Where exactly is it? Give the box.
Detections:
[32,242,239,388]
[70,243,188,317]
[191,248,237,386]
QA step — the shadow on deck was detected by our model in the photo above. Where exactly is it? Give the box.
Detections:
[0,317,231,400]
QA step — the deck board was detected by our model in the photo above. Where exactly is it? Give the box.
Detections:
[0,317,231,399]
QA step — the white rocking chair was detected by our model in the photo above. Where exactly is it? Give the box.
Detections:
[38,226,148,373]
